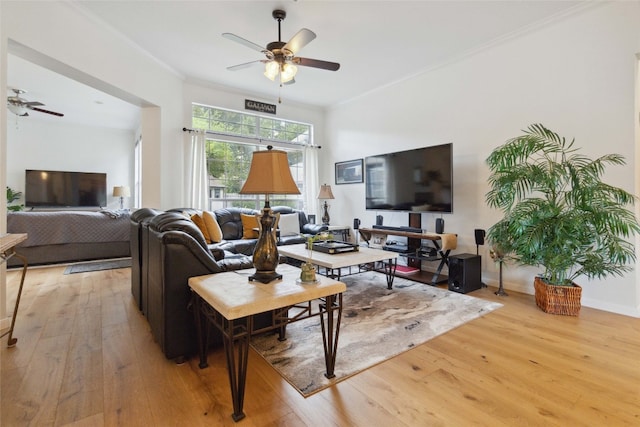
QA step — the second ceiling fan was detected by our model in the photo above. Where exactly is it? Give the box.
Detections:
[7,88,64,117]
[223,9,340,85]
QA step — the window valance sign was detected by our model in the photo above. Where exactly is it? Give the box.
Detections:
[245,99,276,115]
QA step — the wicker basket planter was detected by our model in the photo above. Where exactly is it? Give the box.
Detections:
[534,276,582,316]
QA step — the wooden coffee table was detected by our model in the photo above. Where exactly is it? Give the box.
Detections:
[189,263,346,422]
[279,244,399,289]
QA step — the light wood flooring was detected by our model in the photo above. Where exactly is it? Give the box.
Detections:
[1,264,639,426]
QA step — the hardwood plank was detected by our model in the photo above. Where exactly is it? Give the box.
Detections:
[3,334,70,425]
[101,321,154,425]
[55,303,104,426]
[57,412,104,427]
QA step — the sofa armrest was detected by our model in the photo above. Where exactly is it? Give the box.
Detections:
[219,256,254,271]
[302,223,329,235]
[162,232,225,273]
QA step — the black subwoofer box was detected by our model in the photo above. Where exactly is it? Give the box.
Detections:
[448,253,481,294]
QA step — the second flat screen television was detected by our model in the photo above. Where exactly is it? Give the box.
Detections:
[365,143,453,213]
[25,169,107,208]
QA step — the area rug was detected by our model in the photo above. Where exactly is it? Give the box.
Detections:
[251,271,502,396]
[64,258,132,274]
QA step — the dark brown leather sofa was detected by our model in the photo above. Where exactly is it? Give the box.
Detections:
[146,212,254,361]
[132,206,327,361]
[129,207,161,312]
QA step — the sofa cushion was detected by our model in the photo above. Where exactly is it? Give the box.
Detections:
[190,213,212,243]
[203,211,223,243]
[241,213,259,239]
[215,239,257,256]
[215,208,259,240]
[278,213,300,236]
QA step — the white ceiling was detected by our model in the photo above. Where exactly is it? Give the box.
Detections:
[7,1,588,129]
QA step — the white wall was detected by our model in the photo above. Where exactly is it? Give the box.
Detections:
[325,2,640,316]
[6,119,134,210]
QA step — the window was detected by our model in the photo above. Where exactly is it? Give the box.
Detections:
[193,104,312,211]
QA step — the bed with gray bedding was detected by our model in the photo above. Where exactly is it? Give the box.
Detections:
[6,210,131,267]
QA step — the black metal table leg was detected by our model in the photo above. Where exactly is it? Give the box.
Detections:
[383,258,397,289]
[222,317,252,422]
[192,292,252,421]
[319,293,343,379]
[192,293,209,369]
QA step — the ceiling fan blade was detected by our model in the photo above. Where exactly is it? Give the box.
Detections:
[293,57,340,71]
[283,28,316,55]
[29,106,64,117]
[222,33,267,54]
[227,60,266,71]
[25,101,45,107]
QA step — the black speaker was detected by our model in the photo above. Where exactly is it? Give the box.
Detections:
[435,218,444,234]
[448,254,481,294]
[474,229,486,246]
[353,218,361,230]
[376,215,384,226]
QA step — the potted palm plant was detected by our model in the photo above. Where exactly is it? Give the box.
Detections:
[6,186,24,212]
[485,124,640,315]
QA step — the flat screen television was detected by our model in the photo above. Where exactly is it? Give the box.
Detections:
[25,169,107,208]
[365,143,453,213]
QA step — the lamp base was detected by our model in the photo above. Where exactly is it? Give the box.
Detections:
[322,201,330,225]
[248,270,283,284]
[250,204,281,284]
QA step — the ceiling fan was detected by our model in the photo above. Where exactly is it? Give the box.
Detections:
[223,9,340,85]
[7,88,64,117]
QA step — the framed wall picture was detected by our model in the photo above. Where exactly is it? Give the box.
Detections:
[335,159,364,185]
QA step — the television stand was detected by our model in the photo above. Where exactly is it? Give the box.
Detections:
[372,224,423,233]
[358,227,457,286]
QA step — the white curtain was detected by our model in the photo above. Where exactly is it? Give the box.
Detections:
[304,146,319,217]
[187,129,208,210]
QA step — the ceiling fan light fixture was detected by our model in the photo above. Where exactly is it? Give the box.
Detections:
[280,63,297,83]
[8,102,28,116]
[264,60,279,81]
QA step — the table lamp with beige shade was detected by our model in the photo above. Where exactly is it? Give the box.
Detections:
[113,186,130,210]
[317,184,335,225]
[240,146,300,283]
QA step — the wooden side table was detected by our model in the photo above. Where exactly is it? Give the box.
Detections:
[0,233,28,347]
[189,263,346,422]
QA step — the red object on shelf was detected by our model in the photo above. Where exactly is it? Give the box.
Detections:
[396,265,419,274]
